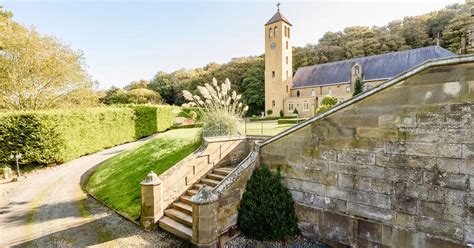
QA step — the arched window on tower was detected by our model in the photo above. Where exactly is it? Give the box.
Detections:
[284,26,287,37]
[269,28,273,38]
[286,56,288,64]
[274,26,278,37]
[286,41,288,49]
[287,28,290,38]
[286,85,288,93]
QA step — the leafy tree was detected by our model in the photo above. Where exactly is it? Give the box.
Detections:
[124,79,149,90]
[353,77,363,96]
[0,10,94,110]
[101,88,161,105]
[316,95,338,114]
[241,58,264,116]
[238,165,299,241]
[149,72,175,104]
[321,95,338,106]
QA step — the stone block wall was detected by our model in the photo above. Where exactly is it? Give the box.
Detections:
[159,138,247,210]
[260,62,474,247]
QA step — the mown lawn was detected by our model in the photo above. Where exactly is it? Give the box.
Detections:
[244,121,296,136]
[87,128,203,220]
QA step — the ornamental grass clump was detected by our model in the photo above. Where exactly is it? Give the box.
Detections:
[238,165,299,241]
[182,78,248,135]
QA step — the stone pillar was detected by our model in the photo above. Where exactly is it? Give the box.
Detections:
[191,186,219,248]
[140,171,163,230]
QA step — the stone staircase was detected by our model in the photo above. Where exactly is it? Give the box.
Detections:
[158,166,235,241]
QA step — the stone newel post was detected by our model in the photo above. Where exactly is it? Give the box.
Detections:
[191,186,219,248]
[140,171,163,230]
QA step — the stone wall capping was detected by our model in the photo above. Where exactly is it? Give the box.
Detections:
[191,186,218,204]
[140,171,161,186]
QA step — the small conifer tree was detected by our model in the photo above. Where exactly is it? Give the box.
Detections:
[352,77,362,96]
[279,110,284,117]
[238,165,299,241]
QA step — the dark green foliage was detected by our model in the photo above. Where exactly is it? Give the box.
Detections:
[321,95,338,106]
[353,77,363,96]
[238,165,299,241]
[249,116,296,122]
[293,108,299,115]
[279,110,284,117]
[277,118,306,124]
[266,109,273,116]
[0,106,176,168]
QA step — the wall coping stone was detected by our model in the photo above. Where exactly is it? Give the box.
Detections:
[191,186,219,204]
[140,171,161,186]
[259,55,474,147]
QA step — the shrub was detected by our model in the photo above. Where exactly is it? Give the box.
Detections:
[321,95,338,106]
[249,116,297,122]
[353,77,362,96]
[182,78,248,135]
[316,95,339,114]
[238,165,299,240]
[277,118,306,124]
[293,108,298,115]
[0,105,177,168]
[266,109,273,116]
[279,110,284,117]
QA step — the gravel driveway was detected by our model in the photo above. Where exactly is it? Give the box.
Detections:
[0,136,188,247]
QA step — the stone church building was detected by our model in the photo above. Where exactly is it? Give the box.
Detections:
[264,10,456,118]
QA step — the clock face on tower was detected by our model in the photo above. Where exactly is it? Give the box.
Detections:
[271,43,276,50]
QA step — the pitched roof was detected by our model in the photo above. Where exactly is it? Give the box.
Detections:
[291,46,456,88]
[265,11,292,26]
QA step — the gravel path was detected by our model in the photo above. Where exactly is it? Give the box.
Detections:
[0,136,188,247]
[225,234,327,248]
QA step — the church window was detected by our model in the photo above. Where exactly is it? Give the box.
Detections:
[274,26,278,37]
[288,102,294,111]
[286,56,288,64]
[354,65,360,75]
[296,90,300,97]
[272,71,275,78]
[303,101,309,111]
[346,86,351,92]
[328,87,333,94]
[269,28,273,38]
[272,100,275,107]
[286,70,288,79]
[286,85,288,93]
[311,89,315,96]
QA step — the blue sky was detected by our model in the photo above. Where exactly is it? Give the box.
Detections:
[2,0,463,89]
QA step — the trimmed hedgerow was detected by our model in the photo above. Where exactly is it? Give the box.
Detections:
[0,105,177,168]
[238,165,299,241]
[277,118,306,124]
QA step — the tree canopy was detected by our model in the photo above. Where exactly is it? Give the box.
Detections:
[0,7,97,110]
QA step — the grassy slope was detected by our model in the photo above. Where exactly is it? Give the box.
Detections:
[87,128,202,220]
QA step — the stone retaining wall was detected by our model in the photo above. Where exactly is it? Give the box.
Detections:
[260,60,474,247]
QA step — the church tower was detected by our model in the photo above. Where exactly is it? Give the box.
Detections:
[264,5,292,116]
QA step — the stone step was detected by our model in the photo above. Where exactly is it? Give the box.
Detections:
[207,173,225,181]
[180,195,193,205]
[187,189,198,196]
[200,178,220,187]
[164,209,192,227]
[173,202,192,215]
[159,216,192,241]
[213,167,233,176]
[193,183,206,190]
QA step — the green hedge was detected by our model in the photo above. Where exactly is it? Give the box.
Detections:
[0,105,177,168]
[277,118,307,124]
[249,116,297,122]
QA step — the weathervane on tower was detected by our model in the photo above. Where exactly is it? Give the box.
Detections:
[277,2,281,12]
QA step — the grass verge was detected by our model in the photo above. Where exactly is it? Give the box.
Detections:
[87,128,203,220]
